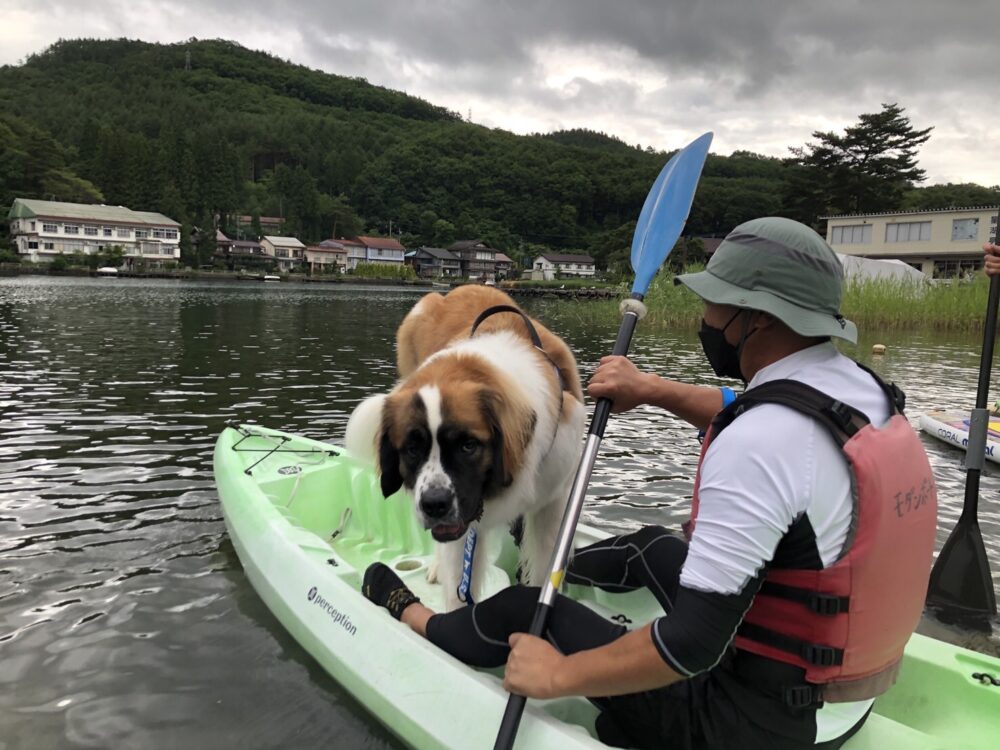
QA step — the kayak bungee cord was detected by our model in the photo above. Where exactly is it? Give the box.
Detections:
[225,421,338,476]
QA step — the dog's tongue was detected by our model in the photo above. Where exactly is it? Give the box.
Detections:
[431,522,467,542]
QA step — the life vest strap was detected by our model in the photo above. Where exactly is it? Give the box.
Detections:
[714,379,871,449]
[738,622,844,667]
[758,580,850,615]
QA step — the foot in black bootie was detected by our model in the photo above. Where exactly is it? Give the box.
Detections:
[363,562,421,620]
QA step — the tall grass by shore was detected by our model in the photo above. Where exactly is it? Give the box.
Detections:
[558,269,993,333]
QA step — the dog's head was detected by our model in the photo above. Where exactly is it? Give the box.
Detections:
[376,359,536,542]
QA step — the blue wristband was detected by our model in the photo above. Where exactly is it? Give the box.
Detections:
[720,387,736,408]
[698,387,738,442]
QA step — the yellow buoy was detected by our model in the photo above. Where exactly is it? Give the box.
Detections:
[872,344,886,355]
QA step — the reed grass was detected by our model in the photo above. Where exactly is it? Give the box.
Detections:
[553,268,992,333]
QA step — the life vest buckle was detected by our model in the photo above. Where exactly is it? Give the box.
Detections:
[801,643,842,667]
[826,400,853,430]
[782,684,822,708]
[809,592,847,616]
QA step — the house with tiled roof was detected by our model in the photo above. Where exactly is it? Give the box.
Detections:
[214,230,270,270]
[355,235,406,266]
[532,252,596,279]
[494,252,516,279]
[448,239,497,280]
[305,240,349,274]
[7,198,180,266]
[405,246,462,278]
[261,235,306,272]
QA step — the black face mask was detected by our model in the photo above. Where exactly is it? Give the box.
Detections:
[699,311,756,381]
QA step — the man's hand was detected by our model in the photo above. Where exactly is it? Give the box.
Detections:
[503,633,566,699]
[587,355,654,413]
[984,242,1000,277]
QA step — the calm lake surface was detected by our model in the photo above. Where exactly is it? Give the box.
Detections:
[2,276,998,750]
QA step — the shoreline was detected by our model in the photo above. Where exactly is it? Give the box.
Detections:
[0,265,622,298]
[0,265,435,287]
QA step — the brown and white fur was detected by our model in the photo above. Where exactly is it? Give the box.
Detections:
[345,286,585,610]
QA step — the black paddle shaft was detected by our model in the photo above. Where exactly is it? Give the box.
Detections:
[964,275,1000,521]
[590,299,643,438]
[493,297,643,750]
[926,270,1000,617]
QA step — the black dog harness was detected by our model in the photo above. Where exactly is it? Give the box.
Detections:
[470,304,568,393]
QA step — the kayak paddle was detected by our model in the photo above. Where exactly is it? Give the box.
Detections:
[926,265,1000,621]
[492,131,713,750]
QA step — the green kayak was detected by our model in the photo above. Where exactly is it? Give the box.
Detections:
[214,423,1000,749]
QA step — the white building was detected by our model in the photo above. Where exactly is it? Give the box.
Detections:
[260,235,306,272]
[824,206,999,279]
[7,198,181,265]
[531,253,596,280]
[338,236,406,270]
[356,236,406,265]
[305,240,348,274]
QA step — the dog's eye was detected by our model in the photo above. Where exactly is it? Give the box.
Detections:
[404,444,422,459]
[460,439,480,454]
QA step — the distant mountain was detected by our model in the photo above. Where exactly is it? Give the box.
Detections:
[1,38,992,266]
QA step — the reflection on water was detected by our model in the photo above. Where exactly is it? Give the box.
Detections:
[1,276,997,748]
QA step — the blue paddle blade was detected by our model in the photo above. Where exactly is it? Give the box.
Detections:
[630,132,713,296]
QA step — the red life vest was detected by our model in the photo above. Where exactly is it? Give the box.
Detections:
[686,372,937,703]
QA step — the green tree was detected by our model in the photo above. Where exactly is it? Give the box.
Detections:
[97,246,124,268]
[901,183,1000,211]
[789,103,932,218]
[432,219,457,247]
[194,213,217,267]
[321,193,363,238]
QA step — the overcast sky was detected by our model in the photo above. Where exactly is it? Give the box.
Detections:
[3,0,998,187]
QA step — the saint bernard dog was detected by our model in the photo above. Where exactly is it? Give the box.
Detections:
[345,285,585,610]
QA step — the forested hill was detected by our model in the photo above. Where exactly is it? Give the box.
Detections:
[1,38,997,267]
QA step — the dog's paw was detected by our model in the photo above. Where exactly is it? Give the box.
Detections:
[426,558,439,584]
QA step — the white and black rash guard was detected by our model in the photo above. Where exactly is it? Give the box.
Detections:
[651,342,890,743]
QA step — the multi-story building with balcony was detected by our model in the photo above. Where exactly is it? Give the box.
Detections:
[7,198,181,266]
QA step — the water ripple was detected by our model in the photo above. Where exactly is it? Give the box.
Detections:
[0,275,996,749]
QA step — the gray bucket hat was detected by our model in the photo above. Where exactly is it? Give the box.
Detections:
[675,217,857,343]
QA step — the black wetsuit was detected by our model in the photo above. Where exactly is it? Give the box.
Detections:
[424,525,870,750]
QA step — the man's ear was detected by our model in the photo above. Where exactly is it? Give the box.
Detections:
[377,402,403,498]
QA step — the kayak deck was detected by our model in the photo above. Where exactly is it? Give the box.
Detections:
[216,424,1000,749]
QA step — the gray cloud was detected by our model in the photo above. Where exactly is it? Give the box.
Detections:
[5,0,999,184]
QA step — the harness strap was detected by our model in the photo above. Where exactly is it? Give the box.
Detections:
[470,304,567,392]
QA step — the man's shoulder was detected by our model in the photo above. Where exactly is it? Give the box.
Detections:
[706,400,817,458]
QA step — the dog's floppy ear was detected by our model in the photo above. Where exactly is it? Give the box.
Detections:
[480,388,536,490]
[377,399,404,498]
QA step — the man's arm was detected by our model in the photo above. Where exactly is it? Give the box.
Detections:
[503,624,683,699]
[587,355,728,430]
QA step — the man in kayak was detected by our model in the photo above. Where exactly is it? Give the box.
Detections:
[363,217,937,750]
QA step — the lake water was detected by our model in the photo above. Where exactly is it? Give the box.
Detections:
[1,276,998,749]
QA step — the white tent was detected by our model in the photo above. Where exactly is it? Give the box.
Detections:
[836,253,926,283]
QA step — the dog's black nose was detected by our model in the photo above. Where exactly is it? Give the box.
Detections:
[420,487,453,519]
